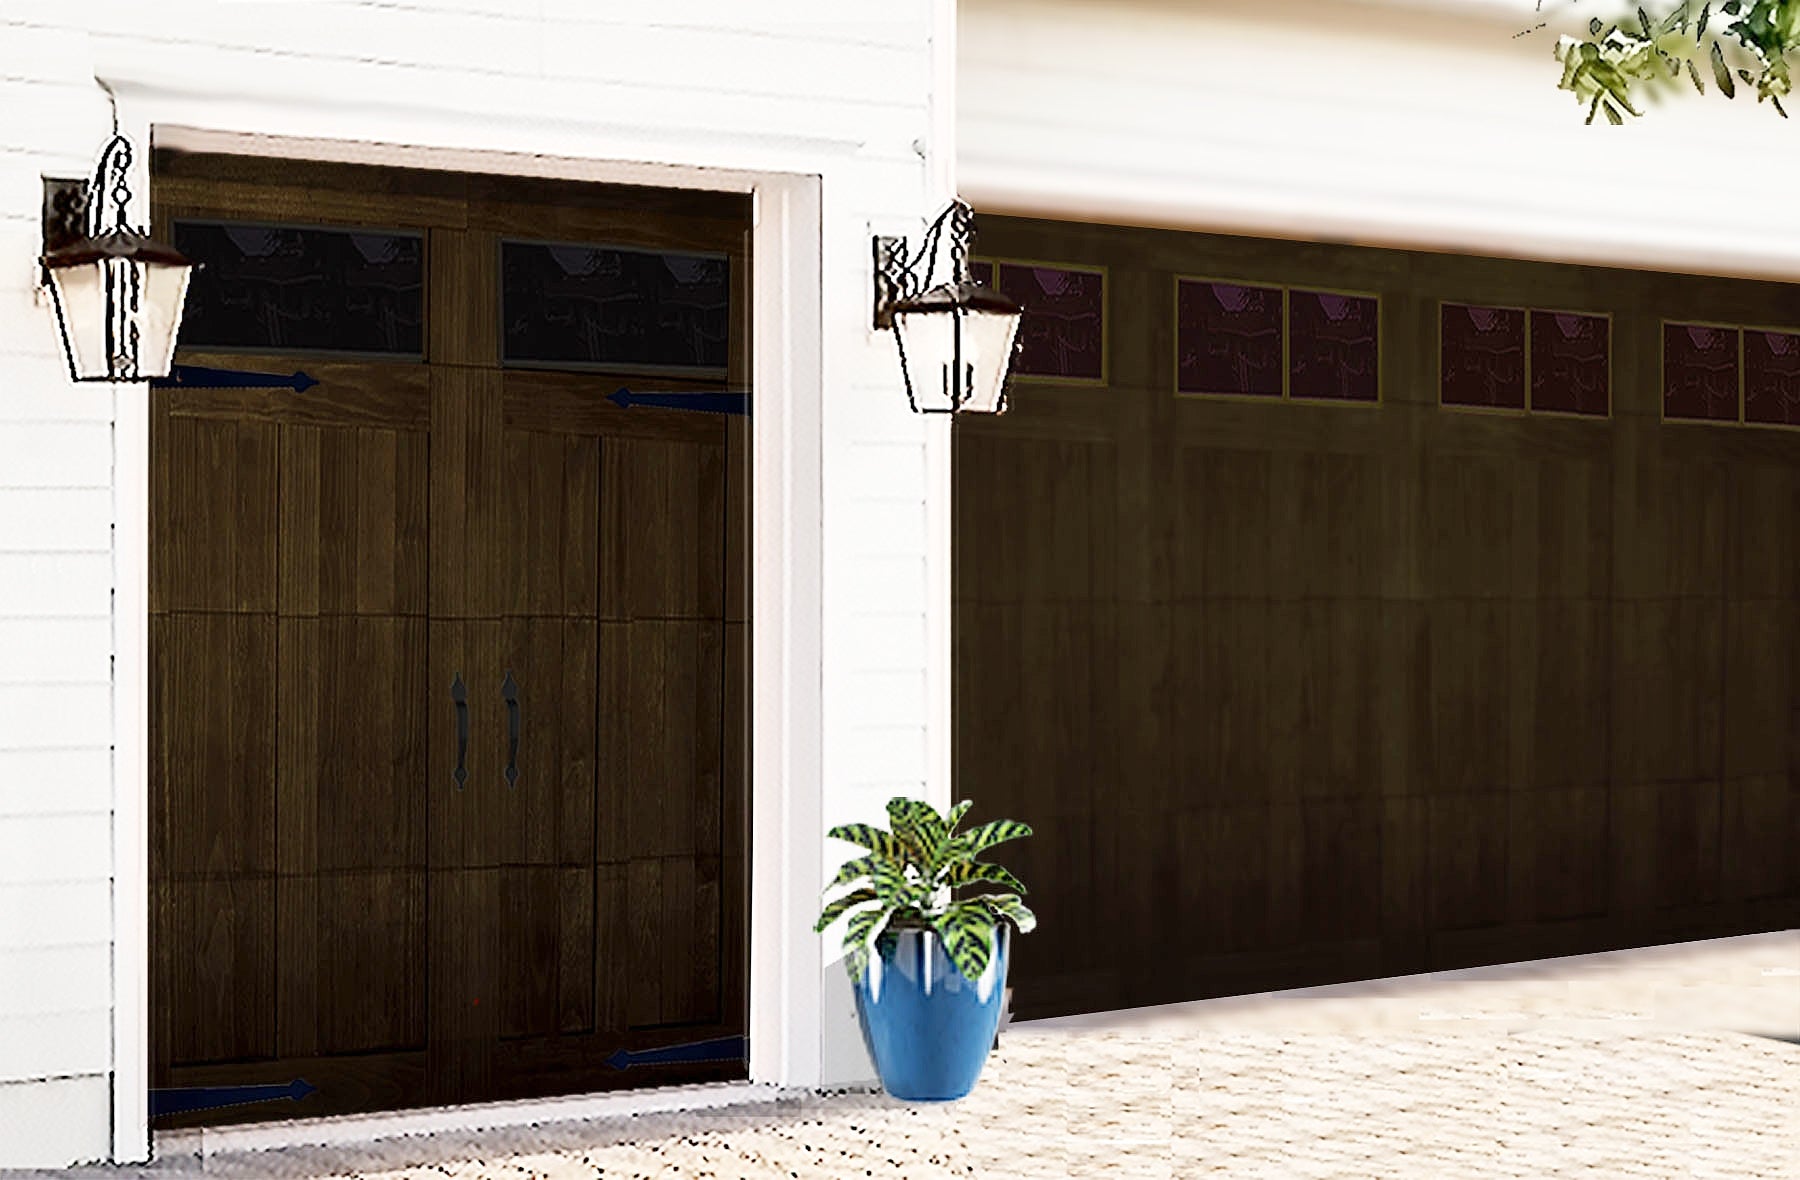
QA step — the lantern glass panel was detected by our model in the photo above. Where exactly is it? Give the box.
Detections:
[961,306,1021,413]
[140,260,194,378]
[47,261,110,380]
[893,304,957,412]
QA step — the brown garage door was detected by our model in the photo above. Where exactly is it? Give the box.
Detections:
[147,153,749,1126]
[958,214,1800,1024]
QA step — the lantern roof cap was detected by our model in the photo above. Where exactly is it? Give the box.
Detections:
[41,225,192,270]
[890,280,1021,318]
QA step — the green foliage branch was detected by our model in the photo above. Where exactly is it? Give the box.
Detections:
[1552,0,1799,121]
[814,797,1035,986]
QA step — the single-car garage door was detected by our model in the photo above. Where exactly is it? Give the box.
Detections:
[147,152,750,1127]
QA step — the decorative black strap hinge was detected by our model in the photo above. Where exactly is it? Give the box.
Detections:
[150,363,317,392]
[609,387,748,416]
[149,1078,316,1119]
[605,1034,747,1070]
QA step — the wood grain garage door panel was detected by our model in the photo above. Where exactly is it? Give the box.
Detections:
[274,617,429,1058]
[600,620,725,1029]
[151,155,749,1124]
[151,415,278,614]
[150,612,276,1066]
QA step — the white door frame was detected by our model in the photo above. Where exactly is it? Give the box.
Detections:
[105,104,829,1162]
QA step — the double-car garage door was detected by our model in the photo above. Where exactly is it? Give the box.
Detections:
[959,213,1800,1022]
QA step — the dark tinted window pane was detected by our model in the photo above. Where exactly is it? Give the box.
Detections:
[969,259,997,288]
[173,220,423,356]
[1531,310,1609,416]
[995,263,1104,381]
[1441,303,1525,409]
[1177,280,1282,397]
[502,240,729,373]
[1664,323,1739,421]
[1290,290,1378,402]
[1744,329,1800,426]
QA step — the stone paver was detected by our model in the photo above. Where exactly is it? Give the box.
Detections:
[22,932,1797,1180]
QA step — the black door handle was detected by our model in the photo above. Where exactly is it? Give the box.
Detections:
[502,670,520,789]
[451,673,469,790]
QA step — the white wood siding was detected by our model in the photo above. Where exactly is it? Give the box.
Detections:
[0,1076,111,1168]
[960,0,1800,282]
[0,8,119,1167]
[0,0,951,1164]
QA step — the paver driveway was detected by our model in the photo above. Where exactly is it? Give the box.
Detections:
[27,932,1798,1180]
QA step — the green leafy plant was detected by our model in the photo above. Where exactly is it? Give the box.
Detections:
[814,797,1036,985]
[1546,1,1799,122]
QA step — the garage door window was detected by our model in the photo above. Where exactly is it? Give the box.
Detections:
[171,220,424,357]
[1441,303,1526,409]
[1745,329,1800,426]
[1288,289,1379,403]
[1175,279,1283,398]
[1176,278,1380,403]
[971,260,1106,384]
[1440,304,1609,417]
[1530,310,1610,417]
[1663,321,1741,422]
[499,239,730,376]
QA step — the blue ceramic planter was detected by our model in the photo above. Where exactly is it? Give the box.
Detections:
[852,921,1010,1102]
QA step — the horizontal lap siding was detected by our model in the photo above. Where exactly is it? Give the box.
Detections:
[0,1076,111,1166]
[82,5,931,150]
[959,0,1800,281]
[0,10,118,1163]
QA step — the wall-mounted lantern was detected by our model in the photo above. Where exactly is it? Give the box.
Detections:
[40,132,194,383]
[873,199,1023,415]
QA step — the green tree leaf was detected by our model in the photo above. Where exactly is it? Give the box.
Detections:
[1714,37,1740,93]
[1549,0,1798,120]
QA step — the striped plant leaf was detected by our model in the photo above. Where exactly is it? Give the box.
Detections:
[931,901,998,984]
[953,819,1034,858]
[868,854,919,906]
[813,887,878,933]
[829,850,911,893]
[886,798,948,862]
[842,905,888,980]
[828,855,882,891]
[979,893,1037,934]
[942,861,1028,896]
[919,800,979,877]
[827,823,906,861]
